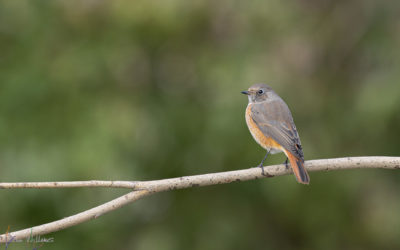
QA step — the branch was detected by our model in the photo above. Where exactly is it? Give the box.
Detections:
[0,156,399,242]
[2,156,399,190]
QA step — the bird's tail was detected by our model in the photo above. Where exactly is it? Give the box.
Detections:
[285,150,310,184]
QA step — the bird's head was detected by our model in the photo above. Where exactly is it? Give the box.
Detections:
[241,83,273,103]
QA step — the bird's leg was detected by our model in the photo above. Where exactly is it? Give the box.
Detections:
[283,157,289,169]
[258,149,270,176]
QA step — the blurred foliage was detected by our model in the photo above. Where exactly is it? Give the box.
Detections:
[0,0,400,249]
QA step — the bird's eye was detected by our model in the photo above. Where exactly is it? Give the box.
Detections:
[258,89,264,94]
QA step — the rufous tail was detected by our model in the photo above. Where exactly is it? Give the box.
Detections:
[285,150,310,184]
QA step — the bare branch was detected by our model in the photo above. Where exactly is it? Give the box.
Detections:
[0,156,399,242]
[1,157,399,190]
[0,180,136,189]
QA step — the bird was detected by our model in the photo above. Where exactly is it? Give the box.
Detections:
[242,83,310,184]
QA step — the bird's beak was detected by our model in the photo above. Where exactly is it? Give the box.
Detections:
[241,91,249,95]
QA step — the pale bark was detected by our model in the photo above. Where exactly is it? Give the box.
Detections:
[0,156,399,243]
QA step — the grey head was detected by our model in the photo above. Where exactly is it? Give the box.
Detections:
[241,83,275,103]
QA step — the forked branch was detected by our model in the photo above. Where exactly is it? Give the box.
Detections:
[0,156,399,243]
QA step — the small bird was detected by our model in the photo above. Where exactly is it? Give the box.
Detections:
[242,83,310,184]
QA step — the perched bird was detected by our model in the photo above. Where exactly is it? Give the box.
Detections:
[242,83,310,184]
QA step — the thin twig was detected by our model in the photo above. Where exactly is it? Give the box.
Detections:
[0,156,399,242]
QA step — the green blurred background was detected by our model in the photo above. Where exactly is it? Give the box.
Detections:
[1,0,400,249]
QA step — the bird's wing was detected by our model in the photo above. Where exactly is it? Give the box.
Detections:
[250,100,304,160]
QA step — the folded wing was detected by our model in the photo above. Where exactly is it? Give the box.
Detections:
[250,100,304,161]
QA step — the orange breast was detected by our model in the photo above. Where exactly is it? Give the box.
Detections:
[245,104,283,151]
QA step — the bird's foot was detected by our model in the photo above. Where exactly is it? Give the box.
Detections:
[283,158,289,169]
[258,163,266,176]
